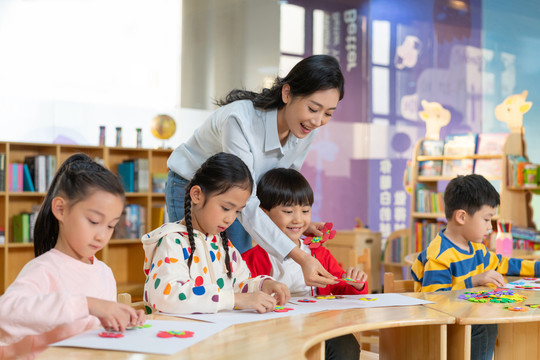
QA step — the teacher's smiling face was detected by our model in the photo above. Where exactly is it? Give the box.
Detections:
[277,84,341,143]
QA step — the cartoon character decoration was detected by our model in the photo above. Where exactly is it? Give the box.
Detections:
[494,90,532,133]
[395,36,422,70]
[418,100,451,140]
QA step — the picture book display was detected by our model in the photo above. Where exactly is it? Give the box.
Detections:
[442,133,477,177]
[473,133,508,178]
[51,320,229,355]
[418,139,444,176]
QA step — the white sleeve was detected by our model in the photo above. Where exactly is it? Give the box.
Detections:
[221,116,296,260]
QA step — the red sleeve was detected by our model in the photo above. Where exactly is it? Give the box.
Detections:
[312,246,369,295]
[241,245,272,277]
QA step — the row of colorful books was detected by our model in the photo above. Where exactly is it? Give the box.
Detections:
[415,185,444,213]
[419,133,508,178]
[383,232,411,264]
[113,204,147,239]
[506,155,540,188]
[5,155,57,193]
[413,221,446,252]
[117,159,149,193]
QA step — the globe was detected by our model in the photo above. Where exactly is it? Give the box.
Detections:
[151,114,176,140]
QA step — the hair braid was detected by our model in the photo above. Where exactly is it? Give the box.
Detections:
[220,231,232,279]
[183,195,196,273]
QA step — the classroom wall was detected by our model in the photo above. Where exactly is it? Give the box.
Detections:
[2,0,540,237]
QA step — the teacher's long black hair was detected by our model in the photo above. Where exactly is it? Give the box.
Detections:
[215,54,345,109]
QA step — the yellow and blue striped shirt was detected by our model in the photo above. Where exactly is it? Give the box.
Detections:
[411,229,540,292]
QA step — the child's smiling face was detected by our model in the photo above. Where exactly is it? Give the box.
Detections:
[264,203,311,243]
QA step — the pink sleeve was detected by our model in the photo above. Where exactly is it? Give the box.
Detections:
[0,262,90,345]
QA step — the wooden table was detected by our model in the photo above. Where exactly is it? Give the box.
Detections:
[410,285,540,360]
[39,305,454,360]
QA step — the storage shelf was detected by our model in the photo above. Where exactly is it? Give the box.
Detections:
[0,141,172,296]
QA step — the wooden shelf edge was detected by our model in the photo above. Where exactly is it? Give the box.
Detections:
[7,243,34,248]
[416,154,503,161]
[412,212,446,219]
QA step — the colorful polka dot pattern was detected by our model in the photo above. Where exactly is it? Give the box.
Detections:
[144,228,272,313]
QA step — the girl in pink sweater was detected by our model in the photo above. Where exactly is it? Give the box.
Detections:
[0,154,145,359]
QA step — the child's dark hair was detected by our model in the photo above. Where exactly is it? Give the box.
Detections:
[184,152,253,279]
[444,174,500,220]
[34,153,125,257]
[257,168,313,211]
[215,55,344,109]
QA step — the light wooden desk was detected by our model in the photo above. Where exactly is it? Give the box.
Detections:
[410,285,540,360]
[39,305,454,360]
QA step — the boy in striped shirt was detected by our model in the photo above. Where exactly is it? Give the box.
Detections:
[411,174,540,360]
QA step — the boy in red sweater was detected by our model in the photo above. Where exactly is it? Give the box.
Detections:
[242,168,368,296]
[242,168,367,360]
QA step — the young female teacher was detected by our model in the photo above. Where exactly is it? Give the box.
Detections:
[165,55,344,287]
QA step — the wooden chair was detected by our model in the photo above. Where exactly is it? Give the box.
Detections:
[383,272,414,293]
[117,293,145,311]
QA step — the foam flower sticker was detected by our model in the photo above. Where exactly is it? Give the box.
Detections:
[157,330,195,338]
[98,332,124,338]
[274,306,294,313]
[303,222,336,249]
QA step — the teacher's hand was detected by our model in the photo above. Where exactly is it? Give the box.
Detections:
[288,247,338,287]
[303,222,325,237]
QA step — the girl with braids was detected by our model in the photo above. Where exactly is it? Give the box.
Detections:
[166,54,344,289]
[143,153,290,314]
[0,154,145,358]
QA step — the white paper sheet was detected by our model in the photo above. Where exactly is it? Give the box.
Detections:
[161,302,323,326]
[504,277,540,291]
[288,293,434,310]
[50,319,229,355]
[165,293,434,326]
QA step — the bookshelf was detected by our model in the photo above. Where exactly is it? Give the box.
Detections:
[407,136,505,258]
[404,131,538,260]
[0,141,172,296]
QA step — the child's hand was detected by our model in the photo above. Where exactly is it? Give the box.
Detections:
[343,267,367,291]
[471,270,505,288]
[131,309,147,327]
[87,297,139,332]
[261,279,291,305]
[234,292,277,313]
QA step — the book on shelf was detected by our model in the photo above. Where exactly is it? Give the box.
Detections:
[421,139,444,156]
[12,213,30,243]
[117,161,135,192]
[8,163,23,192]
[0,227,4,244]
[24,155,56,192]
[474,133,507,178]
[117,159,150,193]
[415,185,444,213]
[442,133,478,177]
[113,204,146,239]
[152,172,168,193]
[151,204,170,229]
[414,220,446,252]
[23,164,35,192]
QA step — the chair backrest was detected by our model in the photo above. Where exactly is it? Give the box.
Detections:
[117,292,146,310]
[383,272,414,293]
[357,248,372,292]
[404,252,419,266]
